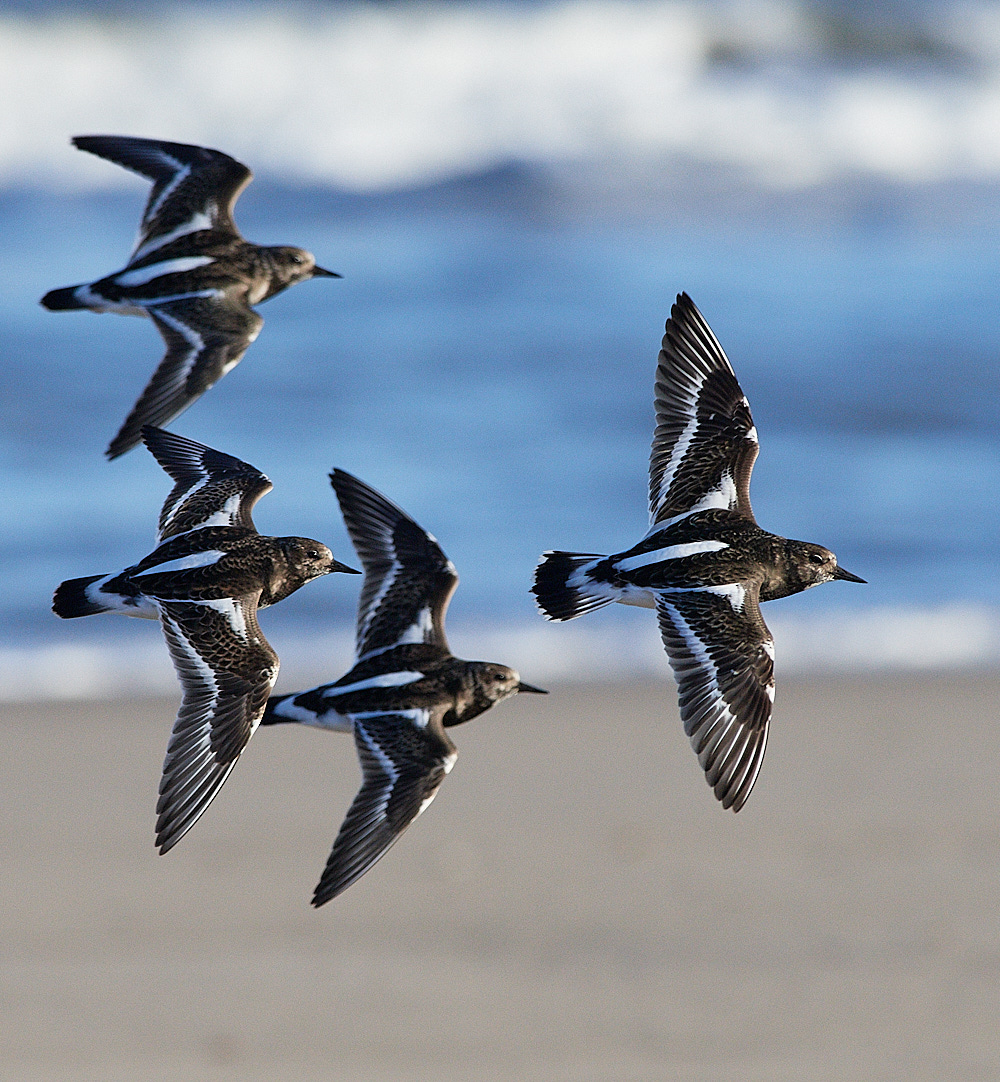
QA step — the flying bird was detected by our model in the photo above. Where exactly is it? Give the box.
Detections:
[262,469,546,907]
[533,292,864,812]
[41,135,340,458]
[53,426,359,852]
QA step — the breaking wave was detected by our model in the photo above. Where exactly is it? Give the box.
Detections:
[3,605,997,701]
[3,0,1000,192]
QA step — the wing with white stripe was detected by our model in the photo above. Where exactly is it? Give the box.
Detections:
[141,426,272,542]
[72,135,251,260]
[107,295,262,459]
[330,470,458,661]
[155,596,278,853]
[649,293,759,526]
[311,707,456,906]
[655,583,774,812]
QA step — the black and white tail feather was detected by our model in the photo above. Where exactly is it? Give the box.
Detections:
[531,552,617,621]
[52,574,121,619]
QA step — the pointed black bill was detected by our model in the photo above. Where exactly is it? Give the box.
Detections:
[832,566,866,583]
[517,682,548,694]
[311,266,342,278]
[333,559,362,575]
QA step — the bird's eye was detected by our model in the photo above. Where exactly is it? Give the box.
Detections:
[291,254,303,264]
[809,552,825,564]
[307,548,320,558]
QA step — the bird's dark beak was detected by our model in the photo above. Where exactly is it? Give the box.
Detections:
[331,559,361,575]
[832,566,866,583]
[517,682,548,694]
[311,266,342,279]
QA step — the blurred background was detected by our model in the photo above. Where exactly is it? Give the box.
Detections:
[2,0,999,698]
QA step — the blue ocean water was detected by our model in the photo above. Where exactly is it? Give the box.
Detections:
[1,0,999,695]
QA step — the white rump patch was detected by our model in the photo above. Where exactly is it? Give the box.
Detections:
[616,539,729,573]
[75,284,147,316]
[272,697,352,732]
[616,587,658,609]
[115,256,215,288]
[90,575,159,619]
[563,558,653,610]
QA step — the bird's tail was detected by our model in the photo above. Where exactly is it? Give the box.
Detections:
[532,551,617,621]
[52,575,112,618]
[40,286,87,311]
[260,694,294,726]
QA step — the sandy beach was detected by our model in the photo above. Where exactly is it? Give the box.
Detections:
[2,675,998,1081]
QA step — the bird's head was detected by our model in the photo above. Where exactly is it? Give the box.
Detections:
[446,662,548,726]
[787,541,866,593]
[267,246,341,291]
[267,537,359,604]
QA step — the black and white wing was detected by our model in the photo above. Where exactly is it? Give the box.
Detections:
[155,595,278,853]
[655,583,774,812]
[330,470,458,661]
[141,426,272,542]
[311,707,457,907]
[649,293,760,526]
[72,135,252,263]
[107,297,263,459]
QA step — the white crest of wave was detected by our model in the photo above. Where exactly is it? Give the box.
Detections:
[2,608,996,699]
[3,1,1000,190]
[455,604,1000,681]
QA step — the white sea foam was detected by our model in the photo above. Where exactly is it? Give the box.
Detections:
[3,1,1000,192]
[457,604,1000,680]
[6,606,995,700]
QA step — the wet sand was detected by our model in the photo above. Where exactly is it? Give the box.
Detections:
[2,675,999,1081]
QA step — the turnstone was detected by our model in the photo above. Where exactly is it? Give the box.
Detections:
[40,135,340,459]
[52,426,359,853]
[262,469,546,907]
[532,292,864,812]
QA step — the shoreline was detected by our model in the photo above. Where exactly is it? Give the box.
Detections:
[3,673,998,1080]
